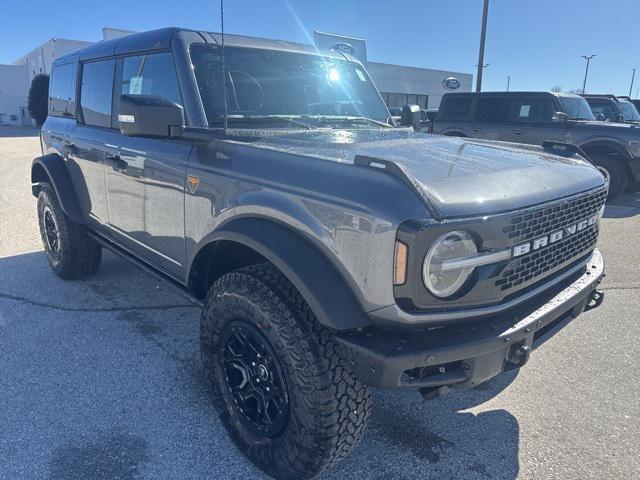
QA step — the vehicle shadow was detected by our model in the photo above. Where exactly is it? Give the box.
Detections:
[603,191,640,218]
[0,249,519,480]
[0,125,40,138]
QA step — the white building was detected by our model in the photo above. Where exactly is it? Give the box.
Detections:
[0,27,471,126]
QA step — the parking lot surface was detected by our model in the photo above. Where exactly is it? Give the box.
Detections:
[1,125,639,479]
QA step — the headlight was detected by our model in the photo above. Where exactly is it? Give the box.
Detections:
[423,231,477,298]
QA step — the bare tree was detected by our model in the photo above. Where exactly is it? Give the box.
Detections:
[551,85,562,93]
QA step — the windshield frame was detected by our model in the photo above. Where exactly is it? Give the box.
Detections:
[189,44,392,129]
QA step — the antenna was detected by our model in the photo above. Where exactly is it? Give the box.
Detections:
[220,0,228,132]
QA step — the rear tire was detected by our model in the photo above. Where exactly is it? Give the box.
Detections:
[589,156,628,200]
[37,183,102,280]
[200,263,372,480]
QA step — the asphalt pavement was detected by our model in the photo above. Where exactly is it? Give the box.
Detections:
[1,125,638,479]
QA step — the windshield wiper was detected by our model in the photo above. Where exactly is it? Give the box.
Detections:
[301,115,392,129]
[210,115,317,130]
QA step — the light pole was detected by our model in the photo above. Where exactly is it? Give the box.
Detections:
[581,54,596,94]
[629,68,636,98]
[475,0,490,92]
[506,76,511,91]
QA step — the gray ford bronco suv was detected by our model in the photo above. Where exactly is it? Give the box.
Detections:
[33,28,607,479]
[433,91,640,198]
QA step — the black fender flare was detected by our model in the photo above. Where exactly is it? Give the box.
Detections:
[191,218,373,331]
[31,154,84,224]
[578,140,633,161]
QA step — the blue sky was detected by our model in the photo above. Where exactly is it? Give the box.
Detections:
[2,0,639,95]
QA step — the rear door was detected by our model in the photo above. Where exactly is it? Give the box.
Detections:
[103,51,192,278]
[506,96,566,145]
[472,96,512,141]
[70,58,117,224]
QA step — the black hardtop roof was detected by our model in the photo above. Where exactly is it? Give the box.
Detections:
[54,27,348,65]
[441,91,572,98]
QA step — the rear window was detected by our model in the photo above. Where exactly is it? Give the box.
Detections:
[49,63,76,118]
[441,96,472,116]
[511,98,554,123]
[80,59,115,128]
[475,97,510,122]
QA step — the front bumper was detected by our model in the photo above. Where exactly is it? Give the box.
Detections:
[336,248,604,390]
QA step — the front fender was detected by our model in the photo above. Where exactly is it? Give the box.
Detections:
[31,154,84,224]
[190,217,373,331]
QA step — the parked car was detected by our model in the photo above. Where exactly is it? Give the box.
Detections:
[33,29,607,480]
[581,95,625,122]
[581,94,640,124]
[433,91,640,197]
[619,96,640,113]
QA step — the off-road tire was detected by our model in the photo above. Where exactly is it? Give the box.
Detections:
[37,183,102,279]
[589,156,628,199]
[200,263,372,480]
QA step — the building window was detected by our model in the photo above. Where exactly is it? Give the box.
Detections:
[382,92,428,109]
[387,93,407,108]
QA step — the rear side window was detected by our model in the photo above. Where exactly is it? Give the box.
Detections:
[475,98,511,122]
[511,98,554,123]
[80,59,115,128]
[441,96,472,116]
[120,53,182,105]
[49,63,76,117]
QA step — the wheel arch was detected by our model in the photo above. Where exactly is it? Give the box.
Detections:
[187,217,372,331]
[31,154,84,224]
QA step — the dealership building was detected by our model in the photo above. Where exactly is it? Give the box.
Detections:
[0,27,471,126]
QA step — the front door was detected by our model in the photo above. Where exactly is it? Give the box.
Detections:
[505,97,567,146]
[104,52,192,278]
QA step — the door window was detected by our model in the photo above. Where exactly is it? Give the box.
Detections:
[475,98,511,122]
[121,53,182,105]
[80,59,115,128]
[441,96,472,116]
[512,98,554,123]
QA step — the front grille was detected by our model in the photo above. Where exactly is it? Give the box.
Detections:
[495,187,607,293]
[496,225,598,291]
[502,188,607,244]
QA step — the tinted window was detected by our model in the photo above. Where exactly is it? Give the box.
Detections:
[475,97,511,122]
[80,60,115,128]
[441,96,472,116]
[558,96,595,120]
[49,63,76,117]
[121,53,182,105]
[512,98,554,123]
[588,99,619,121]
[190,45,390,126]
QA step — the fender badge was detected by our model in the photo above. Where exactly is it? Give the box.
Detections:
[187,175,200,194]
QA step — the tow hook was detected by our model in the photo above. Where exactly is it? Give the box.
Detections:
[585,289,604,312]
[504,344,530,370]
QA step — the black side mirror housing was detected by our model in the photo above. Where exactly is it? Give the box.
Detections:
[119,94,185,138]
[596,113,606,121]
[400,104,421,130]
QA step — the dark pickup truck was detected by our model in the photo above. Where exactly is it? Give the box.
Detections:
[33,28,607,479]
[432,91,640,198]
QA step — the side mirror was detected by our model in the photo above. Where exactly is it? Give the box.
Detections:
[118,94,185,138]
[617,113,625,122]
[551,111,569,123]
[596,113,606,121]
[400,104,421,130]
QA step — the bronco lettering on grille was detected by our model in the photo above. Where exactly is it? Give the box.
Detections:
[512,213,599,257]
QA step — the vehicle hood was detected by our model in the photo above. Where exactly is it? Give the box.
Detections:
[249,129,607,219]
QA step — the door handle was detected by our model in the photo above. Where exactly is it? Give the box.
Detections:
[512,129,526,135]
[472,129,481,134]
[63,141,78,152]
[106,154,127,170]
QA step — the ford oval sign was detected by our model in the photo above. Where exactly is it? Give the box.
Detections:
[331,42,355,55]
[442,77,461,90]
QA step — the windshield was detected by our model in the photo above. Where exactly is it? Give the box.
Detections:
[617,99,640,121]
[190,44,390,128]
[558,96,596,120]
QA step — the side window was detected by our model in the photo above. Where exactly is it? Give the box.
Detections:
[512,98,554,123]
[121,53,182,105]
[441,96,472,116]
[80,59,115,128]
[49,63,77,117]
[475,98,511,123]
